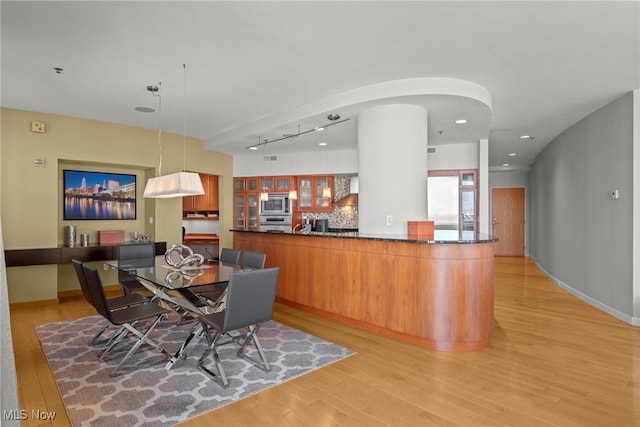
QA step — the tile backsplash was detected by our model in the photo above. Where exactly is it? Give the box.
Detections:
[301,175,359,229]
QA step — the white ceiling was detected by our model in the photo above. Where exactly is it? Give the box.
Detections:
[2,1,638,170]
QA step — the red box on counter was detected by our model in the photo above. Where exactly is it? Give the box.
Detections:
[98,230,125,245]
[407,221,435,239]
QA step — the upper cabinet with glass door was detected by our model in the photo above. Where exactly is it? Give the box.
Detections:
[233,177,259,193]
[314,177,333,210]
[259,176,294,193]
[295,175,334,212]
[297,177,313,210]
[234,175,332,212]
[233,177,260,231]
[275,176,294,191]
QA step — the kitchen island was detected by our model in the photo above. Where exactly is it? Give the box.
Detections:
[232,229,496,352]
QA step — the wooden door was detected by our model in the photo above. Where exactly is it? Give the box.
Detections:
[491,187,525,256]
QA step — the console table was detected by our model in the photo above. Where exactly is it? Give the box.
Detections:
[4,241,167,267]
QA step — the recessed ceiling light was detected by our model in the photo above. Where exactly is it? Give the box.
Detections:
[502,163,510,167]
[318,142,328,146]
[508,153,517,157]
[315,126,325,131]
[135,106,155,113]
[454,119,467,124]
[248,146,258,150]
[520,135,532,139]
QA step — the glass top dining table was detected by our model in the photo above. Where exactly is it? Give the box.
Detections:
[104,256,244,370]
[105,256,241,290]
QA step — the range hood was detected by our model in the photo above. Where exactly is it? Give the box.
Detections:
[335,176,359,206]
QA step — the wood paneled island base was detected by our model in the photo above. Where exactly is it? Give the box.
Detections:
[233,230,495,351]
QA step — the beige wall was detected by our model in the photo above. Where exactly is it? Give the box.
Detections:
[1,108,233,302]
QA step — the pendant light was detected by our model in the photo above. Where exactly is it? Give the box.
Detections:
[143,64,205,198]
[288,144,298,200]
[322,184,332,198]
[322,145,332,198]
[259,137,269,201]
[321,134,331,199]
[322,185,332,198]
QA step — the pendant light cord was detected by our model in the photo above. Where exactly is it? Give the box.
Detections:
[154,83,163,176]
[183,63,187,172]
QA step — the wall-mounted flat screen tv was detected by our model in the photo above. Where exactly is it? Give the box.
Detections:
[63,169,136,220]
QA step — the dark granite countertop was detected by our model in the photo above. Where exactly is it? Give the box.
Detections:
[231,229,496,244]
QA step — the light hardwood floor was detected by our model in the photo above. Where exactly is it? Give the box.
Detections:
[9,257,640,427]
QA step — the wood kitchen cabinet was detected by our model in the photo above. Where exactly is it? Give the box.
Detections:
[274,176,294,191]
[233,176,261,230]
[244,176,294,193]
[295,175,334,212]
[232,175,332,221]
[233,192,259,231]
[233,177,259,193]
[183,173,219,218]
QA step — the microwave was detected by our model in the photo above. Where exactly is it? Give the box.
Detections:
[259,193,292,215]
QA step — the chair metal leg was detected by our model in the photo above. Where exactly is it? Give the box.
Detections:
[111,314,169,376]
[165,322,204,370]
[237,325,271,373]
[89,321,111,346]
[197,331,229,388]
[98,326,129,359]
[196,324,271,387]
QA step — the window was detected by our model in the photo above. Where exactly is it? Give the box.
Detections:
[428,169,478,232]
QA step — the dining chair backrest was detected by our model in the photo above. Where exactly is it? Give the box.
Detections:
[82,265,113,321]
[117,242,155,283]
[219,247,241,265]
[241,251,267,269]
[72,259,94,307]
[117,242,155,262]
[222,267,280,332]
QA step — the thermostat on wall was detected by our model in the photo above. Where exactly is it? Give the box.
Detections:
[31,121,46,133]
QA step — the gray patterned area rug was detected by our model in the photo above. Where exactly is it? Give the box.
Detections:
[35,315,354,426]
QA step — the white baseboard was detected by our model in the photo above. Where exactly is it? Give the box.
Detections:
[535,262,640,326]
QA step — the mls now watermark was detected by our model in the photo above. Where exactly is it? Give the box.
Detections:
[3,409,57,421]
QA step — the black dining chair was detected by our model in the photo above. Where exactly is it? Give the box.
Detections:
[219,247,241,265]
[82,264,170,376]
[72,259,148,346]
[116,242,156,294]
[181,247,242,310]
[240,251,266,269]
[196,267,280,388]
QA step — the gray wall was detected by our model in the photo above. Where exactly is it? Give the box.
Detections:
[530,93,634,319]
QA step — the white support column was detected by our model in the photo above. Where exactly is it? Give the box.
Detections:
[478,138,489,235]
[633,89,640,325]
[357,104,428,234]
